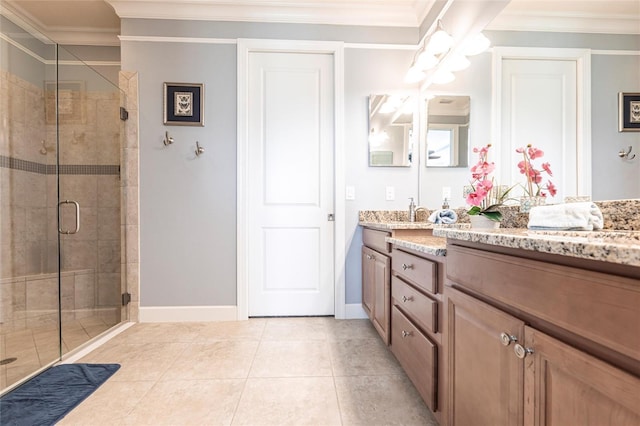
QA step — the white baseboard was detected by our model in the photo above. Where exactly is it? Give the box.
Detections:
[345,303,368,319]
[138,305,238,322]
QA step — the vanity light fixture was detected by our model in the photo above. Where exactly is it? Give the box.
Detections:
[417,50,439,70]
[447,54,471,72]
[426,20,453,55]
[461,32,491,56]
[404,66,426,84]
[404,19,453,84]
[432,69,455,85]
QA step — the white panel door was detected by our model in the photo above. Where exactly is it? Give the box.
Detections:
[247,51,334,317]
[500,59,577,202]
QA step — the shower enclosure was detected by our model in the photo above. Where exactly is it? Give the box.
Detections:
[0,12,127,391]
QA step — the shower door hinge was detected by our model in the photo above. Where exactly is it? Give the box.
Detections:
[120,107,129,121]
[122,292,131,306]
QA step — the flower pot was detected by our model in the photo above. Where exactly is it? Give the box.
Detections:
[469,215,501,229]
[520,196,546,213]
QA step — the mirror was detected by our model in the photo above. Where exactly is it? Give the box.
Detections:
[426,95,470,167]
[368,94,415,167]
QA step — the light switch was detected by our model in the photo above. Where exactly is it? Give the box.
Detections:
[385,186,395,201]
[345,186,355,200]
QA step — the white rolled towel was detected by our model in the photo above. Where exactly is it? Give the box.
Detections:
[527,202,604,231]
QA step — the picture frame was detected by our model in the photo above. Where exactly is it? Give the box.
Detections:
[163,82,204,126]
[618,92,640,132]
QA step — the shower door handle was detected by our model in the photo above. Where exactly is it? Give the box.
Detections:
[58,200,81,234]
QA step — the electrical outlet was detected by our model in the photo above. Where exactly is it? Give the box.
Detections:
[442,186,452,200]
[345,186,355,200]
[385,186,395,201]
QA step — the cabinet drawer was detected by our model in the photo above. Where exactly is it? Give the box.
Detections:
[363,228,391,253]
[447,244,640,363]
[393,249,437,294]
[391,305,437,412]
[392,276,437,334]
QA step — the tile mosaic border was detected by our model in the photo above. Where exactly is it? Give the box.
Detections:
[0,155,119,175]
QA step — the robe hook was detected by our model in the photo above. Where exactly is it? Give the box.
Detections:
[618,146,636,160]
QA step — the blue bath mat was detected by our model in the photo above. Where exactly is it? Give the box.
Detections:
[0,363,120,426]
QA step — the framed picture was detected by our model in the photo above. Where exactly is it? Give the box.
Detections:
[45,81,86,125]
[618,92,640,132]
[163,82,204,126]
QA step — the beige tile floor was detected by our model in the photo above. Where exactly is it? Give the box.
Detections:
[58,317,438,426]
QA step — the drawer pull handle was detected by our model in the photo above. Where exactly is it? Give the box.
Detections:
[402,330,413,338]
[514,344,534,359]
[402,263,413,270]
[366,254,374,260]
[402,295,414,303]
[500,333,518,346]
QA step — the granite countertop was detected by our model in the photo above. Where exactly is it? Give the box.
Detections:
[359,221,436,231]
[387,235,447,257]
[432,228,640,267]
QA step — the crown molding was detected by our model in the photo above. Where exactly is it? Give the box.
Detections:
[46,28,121,46]
[487,12,640,35]
[2,1,121,45]
[107,0,429,27]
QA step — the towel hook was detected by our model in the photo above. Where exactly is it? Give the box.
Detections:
[618,146,636,160]
[195,141,205,157]
[163,131,174,146]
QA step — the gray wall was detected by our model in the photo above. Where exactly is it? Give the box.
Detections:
[120,19,640,309]
[591,54,640,200]
[120,19,420,308]
[121,41,237,306]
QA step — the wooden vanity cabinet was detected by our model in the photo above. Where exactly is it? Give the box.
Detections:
[390,246,446,423]
[445,240,640,426]
[362,228,391,343]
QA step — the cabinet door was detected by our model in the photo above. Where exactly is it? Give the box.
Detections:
[362,246,375,319]
[523,326,640,426]
[371,250,390,344]
[447,287,525,426]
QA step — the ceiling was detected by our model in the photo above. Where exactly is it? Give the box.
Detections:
[3,0,640,46]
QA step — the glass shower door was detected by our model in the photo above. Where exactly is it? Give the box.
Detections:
[56,46,125,355]
[0,14,60,390]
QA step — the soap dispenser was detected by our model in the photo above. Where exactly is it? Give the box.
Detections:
[409,197,416,222]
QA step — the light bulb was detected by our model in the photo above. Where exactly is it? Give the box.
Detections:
[462,33,491,56]
[448,54,470,72]
[432,70,455,85]
[426,21,452,55]
[417,51,438,70]
[404,65,425,84]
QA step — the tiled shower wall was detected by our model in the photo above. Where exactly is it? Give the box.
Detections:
[0,68,122,329]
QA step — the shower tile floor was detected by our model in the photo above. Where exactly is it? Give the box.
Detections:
[56,317,438,425]
[0,314,115,390]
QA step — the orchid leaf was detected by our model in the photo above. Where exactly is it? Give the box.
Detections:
[467,206,482,216]
[481,211,503,222]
